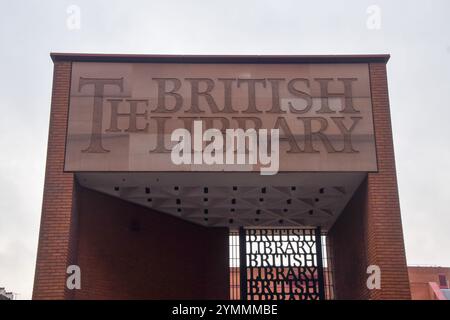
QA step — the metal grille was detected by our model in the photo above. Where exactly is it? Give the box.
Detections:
[229,230,240,300]
[322,235,335,300]
[230,228,332,300]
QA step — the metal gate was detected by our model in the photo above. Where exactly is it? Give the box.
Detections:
[238,227,325,300]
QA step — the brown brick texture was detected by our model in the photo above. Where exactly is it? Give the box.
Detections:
[366,63,411,299]
[73,186,229,299]
[329,63,411,300]
[32,61,76,299]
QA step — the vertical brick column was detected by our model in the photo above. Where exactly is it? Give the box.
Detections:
[32,61,76,299]
[366,63,410,299]
[329,62,411,300]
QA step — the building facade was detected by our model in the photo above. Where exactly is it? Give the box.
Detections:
[33,53,411,300]
[409,266,450,300]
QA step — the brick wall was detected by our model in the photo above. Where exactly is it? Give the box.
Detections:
[32,61,76,299]
[329,63,411,300]
[367,63,410,299]
[74,186,229,299]
[408,267,450,299]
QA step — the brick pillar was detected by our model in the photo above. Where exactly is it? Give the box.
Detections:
[328,179,370,299]
[329,63,411,300]
[32,61,76,299]
[366,63,411,299]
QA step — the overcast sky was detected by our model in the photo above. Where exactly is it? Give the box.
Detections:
[0,0,449,299]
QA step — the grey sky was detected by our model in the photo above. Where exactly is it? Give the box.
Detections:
[0,0,449,299]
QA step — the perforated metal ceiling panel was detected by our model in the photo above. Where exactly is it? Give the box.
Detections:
[77,172,366,230]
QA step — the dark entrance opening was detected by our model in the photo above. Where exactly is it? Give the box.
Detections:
[230,228,333,300]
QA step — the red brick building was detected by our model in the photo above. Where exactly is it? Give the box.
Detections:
[33,53,411,300]
[408,266,450,300]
